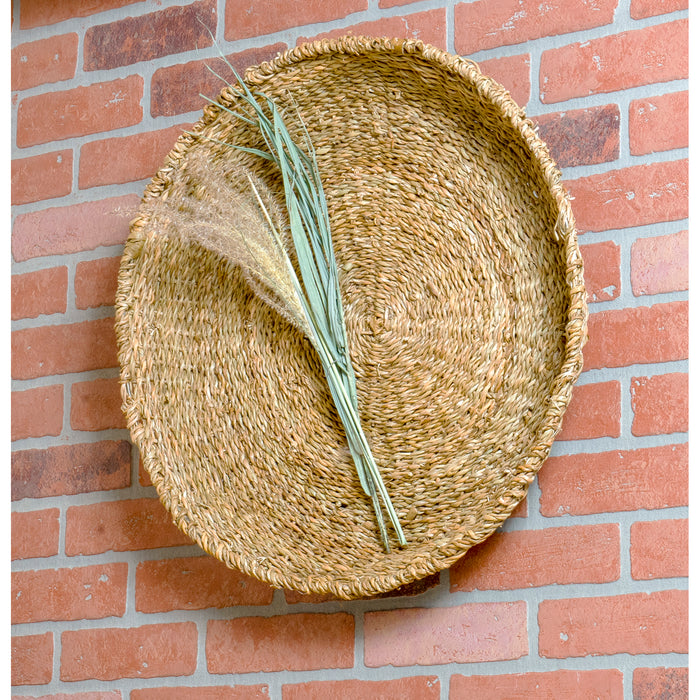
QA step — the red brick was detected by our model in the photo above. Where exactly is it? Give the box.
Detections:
[631,519,688,580]
[19,0,142,29]
[84,0,215,71]
[631,0,688,18]
[364,602,527,667]
[207,613,354,673]
[71,377,126,432]
[477,54,531,107]
[151,44,287,118]
[567,160,687,234]
[539,443,688,516]
[534,105,619,168]
[379,0,423,6]
[284,677,440,700]
[136,556,274,612]
[12,563,127,624]
[298,10,447,51]
[631,373,688,436]
[633,667,689,700]
[11,33,78,91]
[224,0,367,41]
[11,267,67,320]
[583,302,688,370]
[12,150,72,205]
[450,524,619,591]
[65,498,191,556]
[12,318,118,380]
[579,241,620,304]
[12,440,131,501]
[138,456,153,487]
[11,509,60,560]
[75,257,121,310]
[450,669,624,700]
[539,590,688,657]
[455,0,616,54]
[12,194,139,262]
[11,693,122,700]
[631,230,688,297]
[557,381,620,441]
[79,125,188,190]
[11,384,64,441]
[540,20,688,103]
[132,688,269,700]
[60,623,198,682]
[16,76,143,148]
[11,632,53,686]
[630,92,689,155]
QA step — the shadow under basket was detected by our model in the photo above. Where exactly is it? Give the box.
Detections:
[115,36,588,600]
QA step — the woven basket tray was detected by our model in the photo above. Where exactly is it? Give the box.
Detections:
[115,36,587,599]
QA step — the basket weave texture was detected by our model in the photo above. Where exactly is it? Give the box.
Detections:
[115,36,587,599]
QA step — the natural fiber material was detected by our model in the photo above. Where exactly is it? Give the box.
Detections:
[115,36,587,599]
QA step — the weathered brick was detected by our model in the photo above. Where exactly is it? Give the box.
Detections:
[631,519,688,580]
[84,0,215,71]
[151,44,287,118]
[631,230,688,297]
[567,160,687,233]
[11,509,60,560]
[12,563,127,624]
[10,693,122,700]
[630,92,689,155]
[477,54,531,107]
[539,590,688,657]
[450,670,624,700]
[12,150,72,205]
[455,0,616,54]
[580,241,621,304]
[12,440,131,501]
[139,456,153,487]
[132,688,269,700]
[12,194,139,262]
[450,524,619,591]
[298,10,447,51]
[12,317,118,380]
[364,602,527,667]
[135,556,274,612]
[540,20,688,103]
[539,443,688,516]
[583,301,688,370]
[557,381,620,441]
[11,384,64,441]
[60,623,198,682]
[379,0,423,6]
[534,105,619,168]
[633,667,689,700]
[631,373,688,436]
[11,266,67,320]
[75,257,121,310]
[284,677,440,700]
[11,33,78,91]
[19,0,142,29]
[207,613,354,673]
[65,498,191,556]
[224,0,367,41]
[79,125,188,190]
[11,632,53,686]
[16,76,143,148]
[631,0,688,19]
[71,377,126,432]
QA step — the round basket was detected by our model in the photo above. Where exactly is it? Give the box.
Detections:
[115,36,587,599]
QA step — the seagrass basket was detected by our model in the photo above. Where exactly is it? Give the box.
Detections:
[115,36,587,599]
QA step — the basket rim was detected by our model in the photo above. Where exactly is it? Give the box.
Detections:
[115,35,588,599]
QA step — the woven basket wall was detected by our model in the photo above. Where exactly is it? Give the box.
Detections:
[115,36,587,599]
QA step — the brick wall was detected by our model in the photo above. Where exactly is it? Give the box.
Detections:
[11,0,688,698]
